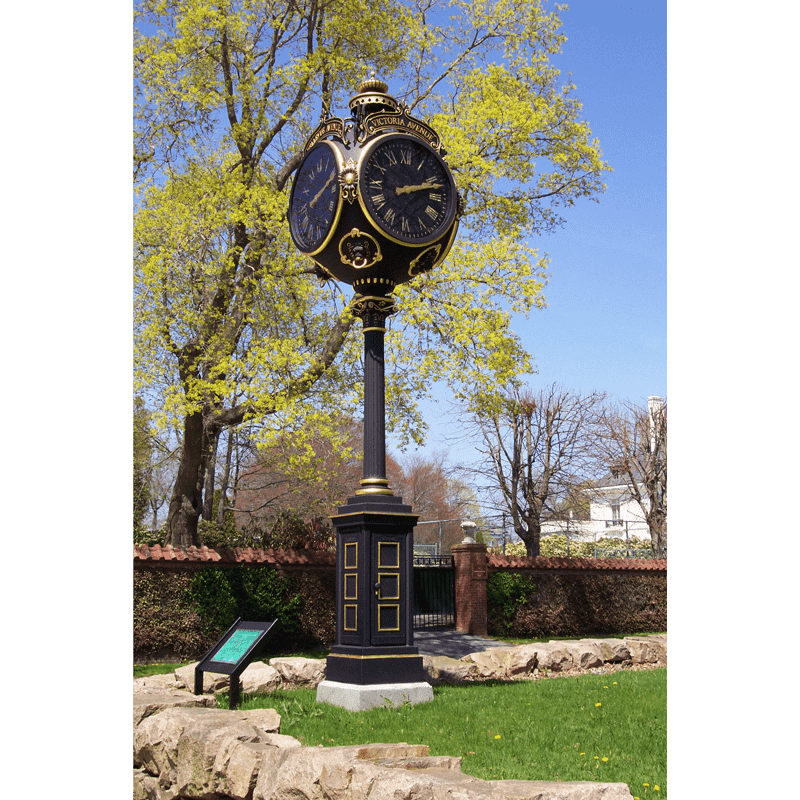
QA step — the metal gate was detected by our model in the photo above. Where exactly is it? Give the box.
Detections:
[412,555,455,630]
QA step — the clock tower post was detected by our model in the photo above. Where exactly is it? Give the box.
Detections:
[287,78,460,711]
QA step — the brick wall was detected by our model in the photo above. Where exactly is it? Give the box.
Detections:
[451,543,489,636]
[133,545,666,660]
[486,554,667,638]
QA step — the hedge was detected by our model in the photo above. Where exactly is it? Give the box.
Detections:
[134,565,335,662]
[486,570,666,639]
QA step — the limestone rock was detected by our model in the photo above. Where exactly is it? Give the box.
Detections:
[578,638,632,663]
[461,647,512,679]
[261,733,303,750]
[623,637,666,664]
[561,641,604,670]
[241,664,282,695]
[133,767,180,800]
[355,743,430,760]
[134,673,181,691]
[176,726,272,799]
[268,656,326,689]
[534,643,575,673]
[133,687,217,727]
[174,662,230,694]
[134,705,281,791]
[253,743,634,800]
[423,654,481,683]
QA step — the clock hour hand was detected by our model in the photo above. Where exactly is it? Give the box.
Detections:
[310,171,337,208]
[395,181,444,195]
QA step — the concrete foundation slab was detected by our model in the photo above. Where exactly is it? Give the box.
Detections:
[316,680,434,712]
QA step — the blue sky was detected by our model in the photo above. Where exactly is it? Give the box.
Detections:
[391,2,667,461]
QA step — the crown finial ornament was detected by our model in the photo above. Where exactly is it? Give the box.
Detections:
[348,74,398,116]
[358,74,388,94]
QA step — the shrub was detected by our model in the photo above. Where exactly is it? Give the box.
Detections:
[493,534,656,559]
[134,571,216,661]
[134,563,336,662]
[487,571,667,639]
[486,571,538,636]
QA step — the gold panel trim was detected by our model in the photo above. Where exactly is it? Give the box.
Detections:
[377,572,400,600]
[377,604,401,631]
[344,573,358,600]
[343,604,358,631]
[378,542,400,569]
[328,654,421,660]
[344,542,358,569]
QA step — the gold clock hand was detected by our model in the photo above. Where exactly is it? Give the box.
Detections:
[395,181,444,195]
[310,171,337,208]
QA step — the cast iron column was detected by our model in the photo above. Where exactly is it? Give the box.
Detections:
[322,294,426,688]
[358,296,393,496]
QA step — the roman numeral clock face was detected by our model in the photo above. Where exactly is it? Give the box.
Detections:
[359,134,456,245]
[289,142,341,253]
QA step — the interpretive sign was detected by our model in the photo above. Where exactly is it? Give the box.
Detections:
[194,618,277,710]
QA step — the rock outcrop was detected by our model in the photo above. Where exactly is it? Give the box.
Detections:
[135,731,635,800]
[133,635,665,798]
[448,634,664,683]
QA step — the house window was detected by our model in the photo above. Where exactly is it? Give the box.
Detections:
[611,501,621,524]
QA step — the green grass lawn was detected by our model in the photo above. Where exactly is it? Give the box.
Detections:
[214,668,666,798]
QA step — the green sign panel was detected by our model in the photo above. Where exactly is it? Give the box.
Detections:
[213,628,262,664]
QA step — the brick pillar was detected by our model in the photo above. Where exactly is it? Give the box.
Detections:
[451,542,488,636]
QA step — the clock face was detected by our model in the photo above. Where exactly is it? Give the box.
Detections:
[359,134,456,245]
[289,142,342,253]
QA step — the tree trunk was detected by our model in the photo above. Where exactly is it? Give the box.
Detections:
[163,411,205,548]
[648,514,666,558]
[202,425,220,522]
[217,427,234,525]
[525,531,541,558]
[516,522,540,558]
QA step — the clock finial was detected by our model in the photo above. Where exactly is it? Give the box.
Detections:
[349,76,398,116]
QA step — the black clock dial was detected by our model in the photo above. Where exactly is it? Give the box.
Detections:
[359,134,456,244]
[288,142,341,253]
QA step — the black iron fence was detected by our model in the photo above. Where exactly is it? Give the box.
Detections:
[412,555,455,630]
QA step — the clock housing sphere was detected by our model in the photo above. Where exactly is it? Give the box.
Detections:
[286,81,460,295]
[288,141,343,254]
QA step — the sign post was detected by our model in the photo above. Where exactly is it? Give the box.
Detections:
[194,618,277,710]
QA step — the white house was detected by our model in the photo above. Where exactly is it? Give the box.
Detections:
[540,396,665,549]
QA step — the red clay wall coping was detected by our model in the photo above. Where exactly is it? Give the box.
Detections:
[133,545,664,573]
[488,554,666,573]
[133,544,335,568]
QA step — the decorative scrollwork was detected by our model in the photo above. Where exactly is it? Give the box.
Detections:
[351,294,396,328]
[339,228,383,270]
[339,159,359,203]
[408,244,442,277]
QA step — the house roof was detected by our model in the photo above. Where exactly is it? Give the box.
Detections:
[590,462,644,491]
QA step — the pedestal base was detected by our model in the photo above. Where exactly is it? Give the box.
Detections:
[325,650,426,684]
[316,679,433,712]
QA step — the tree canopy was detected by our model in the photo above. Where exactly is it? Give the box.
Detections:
[133,0,611,546]
[467,383,607,557]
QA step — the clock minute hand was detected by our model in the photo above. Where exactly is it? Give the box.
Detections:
[309,171,337,208]
[395,181,444,195]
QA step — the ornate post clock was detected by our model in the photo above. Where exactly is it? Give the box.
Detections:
[287,78,460,711]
